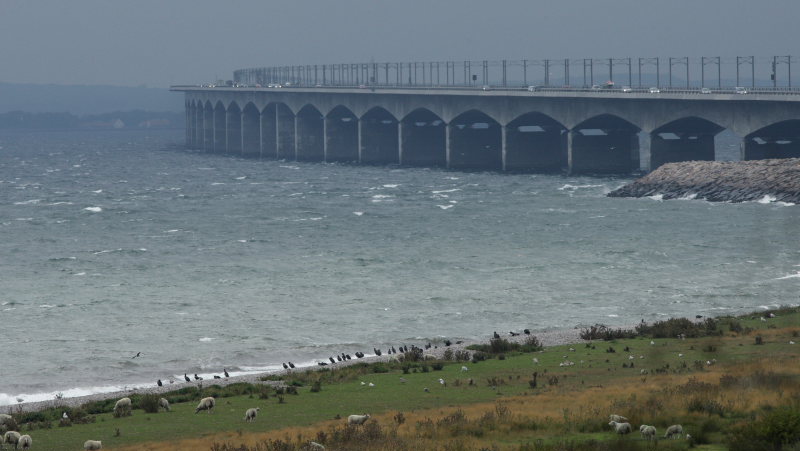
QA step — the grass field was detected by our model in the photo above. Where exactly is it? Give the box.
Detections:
[3,307,799,450]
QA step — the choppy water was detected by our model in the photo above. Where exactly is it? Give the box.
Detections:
[1,129,798,405]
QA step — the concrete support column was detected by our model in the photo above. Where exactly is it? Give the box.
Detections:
[649,132,714,171]
[213,107,226,153]
[241,111,261,158]
[445,123,451,168]
[567,131,574,174]
[357,120,363,163]
[501,125,508,171]
[203,108,213,151]
[276,106,295,160]
[226,109,242,155]
[195,107,204,150]
[260,107,276,158]
[397,122,403,165]
[186,106,192,148]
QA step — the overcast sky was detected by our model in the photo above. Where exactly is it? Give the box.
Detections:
[1,0,798,88]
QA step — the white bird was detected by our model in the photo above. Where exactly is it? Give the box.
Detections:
[62,412,69,420]
[569,347,575,352]
[761,317,767,322]
[368,382,375,387]
[678,353,684,357]
[628,355,634,360]
[399,377,407,383]
[650,340,655,345]
[532,357,539,364]
[424,387,429,392]
[438,378,445,385]
[461,366,468,372]
[360,381,366,385]
[640,355,644,359]
[790,341,796,345]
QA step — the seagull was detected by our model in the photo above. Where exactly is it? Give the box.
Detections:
[157,379,163,387]
[678,353,684,358]
[360,381,366,385]
[62,412,69,420]
[761,317,767,322]
[438,378,445,385]
[423,387,429,392]
[790,341,796,345]
[650,340,655,345]
[569,347,575,352]
[533,358,539,364]
[368,382,375,387]
[461,366,469,372]
[629,355,635,360]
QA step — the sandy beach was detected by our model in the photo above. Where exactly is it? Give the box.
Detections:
[2,327,584,415]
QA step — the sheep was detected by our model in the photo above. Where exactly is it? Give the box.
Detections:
[608,421,632,435]
[609,414,628,423]
[195,397,216,414]
[664,424,683,439]
[4,431,20,446]
[17,434,32,450]
[347,414,371,425]
[244,407,260,422]
[461,366,469,372]
[158,397,170,412]
[640,425,656,440]
[84,439,103,450]
[114,397,132,416]
[0,414,15,428]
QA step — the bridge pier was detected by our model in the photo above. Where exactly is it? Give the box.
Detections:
[241,107,261,157]
[194,106,204,150]
[325,107,359,163]
[296,106,324,161]
[360,110,399,165]
[213,103,226,153]
[260,105,277,158]
[203,104,213,151]
[186,104,194,148]
[276,104,295,160]
[504,113,568,172]
[226,104,242,155]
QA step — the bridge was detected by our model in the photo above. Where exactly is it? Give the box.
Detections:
[172,56,800,173]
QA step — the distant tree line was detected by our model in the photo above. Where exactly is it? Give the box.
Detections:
[0,110,184,130]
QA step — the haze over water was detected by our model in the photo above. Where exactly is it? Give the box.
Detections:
[1,129,798,405]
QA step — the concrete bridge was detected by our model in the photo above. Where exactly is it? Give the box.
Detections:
[172,85,800,174]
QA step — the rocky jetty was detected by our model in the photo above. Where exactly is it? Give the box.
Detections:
[608,158,800,203]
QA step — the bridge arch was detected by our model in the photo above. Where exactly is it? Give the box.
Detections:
[449,109,502,171]
[743,120,800,160]
[241,102,261,157]
[505,112,567,172]
[400,108,446,167]
[296,104,324,161]
[650,117,725,169]
[213,101,227,153]
[360,107,399,165]
[326,105,359,163]
[570,114,640,174]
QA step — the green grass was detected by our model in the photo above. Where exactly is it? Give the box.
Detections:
[6,306,799,450]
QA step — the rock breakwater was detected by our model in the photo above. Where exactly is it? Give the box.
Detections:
[608,158,800,203]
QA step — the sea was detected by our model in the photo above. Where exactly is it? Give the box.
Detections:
[1,129,798,406]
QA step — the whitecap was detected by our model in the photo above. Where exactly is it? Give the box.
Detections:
[237,239,247,243]
[437,205,454,210]
[199,337,215,342]
[235,176,246,180]
[210,182,225,185]
[678,193,698,200]
[84,207,102,212]
[757,195,777,204]
[647,194,664,201]
[558,184,603,191]
[607,314,619,317]
[279,165,300,170]
[372,194,393,199]
[74,272,86,276]
[353,211,364,216]
[165,229,179,233]
[91,189,103,193]
[47,202,73,206]
[383,184,399,188]
[775,272,800,280]
[39,304,56,308]
[432,189,461,194]
[13,199,41,205]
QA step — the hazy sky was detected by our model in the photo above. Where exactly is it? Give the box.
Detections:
[1,0,798,88]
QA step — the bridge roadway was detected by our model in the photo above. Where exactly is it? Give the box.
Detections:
[172,85,800,174]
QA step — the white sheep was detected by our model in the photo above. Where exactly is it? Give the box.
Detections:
[195,397,216,414]
[114,397,132,415]
[640,425,656,440]
[0,413,14,428]
[347,414,371,425]
[17,434,32,450]
[608,421,632,434]
[4,431,20,447]
[609,414,628,423]
[461,366,469,372]
[84,439,103,450]
[158,397,170,412]
[664,424,683,439]
[244,407,260,422]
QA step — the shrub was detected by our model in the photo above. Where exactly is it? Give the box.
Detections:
[580,324,637,341]
[755,335,764,345]
[636,317,720,338]
[443,348,454,361]
[432,362,444,370]
[137,394,161,414]
[372,363,390,373]
[454,350,471,361]
[521,335,543,352]
[727,404,800,451]
[310,380,322,393]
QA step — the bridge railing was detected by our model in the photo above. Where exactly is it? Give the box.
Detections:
[230,56,797,92]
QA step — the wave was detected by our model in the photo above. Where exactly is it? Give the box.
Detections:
[83,206,102,212]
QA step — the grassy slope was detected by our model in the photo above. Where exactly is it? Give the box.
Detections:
[9,309,800,451]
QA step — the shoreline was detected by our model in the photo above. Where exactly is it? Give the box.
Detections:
[1,326,585,414]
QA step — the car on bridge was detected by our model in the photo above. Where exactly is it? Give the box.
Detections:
[735,86,748,94]
[527,85,542,92]
[621,86,632,93]
[648,87,660,93]
[700,88,712,94]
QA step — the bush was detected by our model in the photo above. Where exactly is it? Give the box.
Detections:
[137,394,161,414]
[636,317,720,338]
[310,380,322,393]
[372,363,390,373]
[727,405,800,451]
[579,324,637,341]
[443,348,454,361]
[432,362,444,370]
[521,335,543,352]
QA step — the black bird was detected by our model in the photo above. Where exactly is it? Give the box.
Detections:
[403,345,408,353]
[288,362,295,368]
[524,329,531,335]
[341,353,347,361]
[213,375,221,379]
[375,349,382,356]
[493,331,500,339]
[444,340,452,346]
[224,368,230,377]
[194,373,202,381]
[392,346,397,353]
[283,363,289,369]
[132,352,141,359]
[157,379,162,387]
[184,374,191,382]
[336,355,342,362]
[355,352,364,358]
[345,354,351,360]
[329,357,336,364]
[510,331,520,337]
[318,361,328,366]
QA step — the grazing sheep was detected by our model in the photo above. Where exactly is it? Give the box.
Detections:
[609,414,628,423]
[640,425,656,440]
[0,414,15,428]
[608,421,632,435]
[664,424,683,439]
[84,439,103,450]
[461,366,469,372]
[158,397,170,412]
[347,414,371,425]
[114,397,132,415]
[17,434,32,450]
[4,431,20,446]
[195,397,216,414]
[244,407,260,422]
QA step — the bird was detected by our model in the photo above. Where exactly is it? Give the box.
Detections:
[360,381,366,385]
[329,357,336,364]
[524,329,531,335]
[368,382,375,387]
[510,331,520,336]
[194,373,203,380]
[438,378,446,386]
[533,357,539,364]
[184,374,191,382]
[283,363,289,369]
[461,366,469,372]
[157,379,163,387]
[288,362,295,368]
[678,353,684,357]
[399,377,407,383]
[336,355,342,362]
[650,340,655,345]
[790,341,796,345]
[131,352,141,359]
[62,412,69,420]
[213,375,221,379]
[493,331,500,339]
[224,368,230,377]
